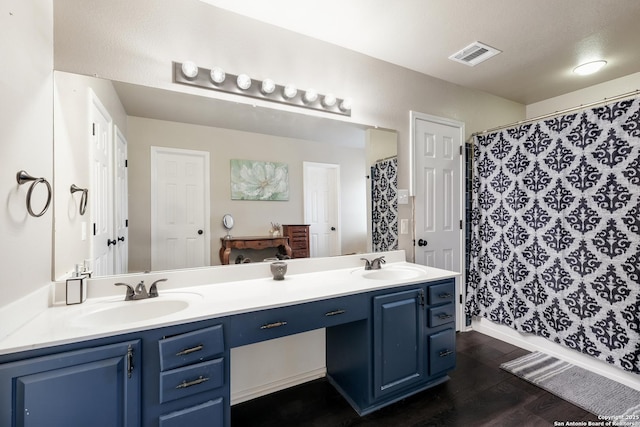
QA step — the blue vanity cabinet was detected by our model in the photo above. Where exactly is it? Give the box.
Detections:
[326,278,456,416]
[0,340,141,427]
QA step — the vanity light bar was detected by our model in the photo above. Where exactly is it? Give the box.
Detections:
[173,62,352,117]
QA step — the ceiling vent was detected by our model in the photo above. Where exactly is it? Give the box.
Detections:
[449,42,501,67]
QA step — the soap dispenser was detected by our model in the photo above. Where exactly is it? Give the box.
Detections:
[66,264,88,305]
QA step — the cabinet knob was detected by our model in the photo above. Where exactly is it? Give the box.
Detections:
[418,239,428,247]
[197,229,204,235]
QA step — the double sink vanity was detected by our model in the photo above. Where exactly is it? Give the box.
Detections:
[0,251,459,427]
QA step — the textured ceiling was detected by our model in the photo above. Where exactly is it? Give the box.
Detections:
[201,0,640,105]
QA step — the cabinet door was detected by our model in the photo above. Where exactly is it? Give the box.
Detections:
[0,340,141,427]
[373,288,425,399]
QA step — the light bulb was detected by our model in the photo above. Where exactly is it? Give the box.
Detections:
[181,61,199,79]
[322,93,337,108]
[283,84,297,99]
[261,79,276,95]
[339,97,353,112]
[303,89,318,103]
[236,73,252,90]
[210,67,225,84]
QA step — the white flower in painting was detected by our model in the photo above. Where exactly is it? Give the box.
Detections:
[231,160,289,200]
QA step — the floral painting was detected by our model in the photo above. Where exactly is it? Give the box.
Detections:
[230,159,289,201]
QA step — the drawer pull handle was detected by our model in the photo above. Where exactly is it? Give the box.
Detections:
[439,349,454,357]
[176,376,209,389]
[439,293,452,299]
[325,309,346,317]
[176,344,204,357]
[438,314,453,320]
[260,321,287,330]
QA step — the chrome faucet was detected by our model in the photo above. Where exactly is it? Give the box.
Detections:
[361,256,386,270]
[115,279,167,301]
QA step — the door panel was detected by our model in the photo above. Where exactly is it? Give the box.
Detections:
[373,288,425,398]
[151,147,210,271]
[413,113,464,330]
[90,92,114,276]
[304,162,340,257]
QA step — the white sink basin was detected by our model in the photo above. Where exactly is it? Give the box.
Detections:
[74,293,201,327]
[352,265,425,281]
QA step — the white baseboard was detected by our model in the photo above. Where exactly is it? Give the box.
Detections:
[471,318,640,391]
[230,368,327,405]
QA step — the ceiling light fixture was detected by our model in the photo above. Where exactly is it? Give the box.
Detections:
[173,62,351,116]
[573,60,607,76]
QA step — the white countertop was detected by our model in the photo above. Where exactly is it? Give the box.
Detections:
[0,251,459,356]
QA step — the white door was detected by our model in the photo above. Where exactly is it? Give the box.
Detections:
[151,147,210,271]
[89,91,114,276]
[412,112,464,328]
[303,162,340,257]
[114,126,128,274]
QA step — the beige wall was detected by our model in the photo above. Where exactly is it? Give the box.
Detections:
[0,1,53,305]
[53,0,525,260]
[527,72,640,118]
[53,71,128,279]
[127,116,367,271]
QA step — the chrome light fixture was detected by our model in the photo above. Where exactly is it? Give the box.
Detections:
[173,62,351,116]
[573,60,607,76]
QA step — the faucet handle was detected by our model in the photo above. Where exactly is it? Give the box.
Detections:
[149,278,167,298]
[114,282,134,300]
[360,258,372,270]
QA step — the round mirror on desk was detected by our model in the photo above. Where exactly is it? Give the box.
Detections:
[222,214,234,239]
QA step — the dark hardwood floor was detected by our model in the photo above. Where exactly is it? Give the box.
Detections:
[231,331,600,426]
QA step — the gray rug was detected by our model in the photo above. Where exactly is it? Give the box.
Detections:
[501,351,640,425]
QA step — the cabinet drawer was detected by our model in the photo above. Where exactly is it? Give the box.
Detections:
[427,280,455,305]
[159,325,224,371]
[428,303,455,328]
[428,329,456,375]
[159,398,224,427]
[160,358,224,403]
[228,295,368,347]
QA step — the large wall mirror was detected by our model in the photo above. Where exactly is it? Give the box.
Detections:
[53,71,398,279]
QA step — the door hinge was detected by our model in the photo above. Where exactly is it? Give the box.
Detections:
[125,219,129,227]
[92,123,96,136]
[460,294,463,304]
[127,344,134,378]
[93,223,97,236]
[418,289,425,307]
[125,159,128,167]
[460,219,463,230]
[460,145,463,155]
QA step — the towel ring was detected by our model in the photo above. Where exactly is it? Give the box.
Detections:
[16,170,52,218]
[70,184,89,215]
